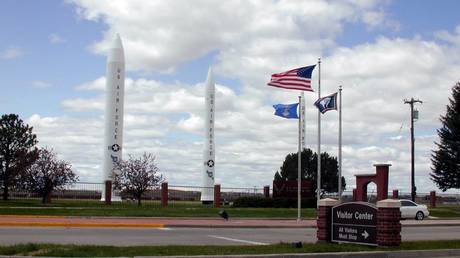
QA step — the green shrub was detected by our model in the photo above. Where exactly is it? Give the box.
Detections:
[233,197,316,208]
[273,197,316,208]
[233,197,273,207]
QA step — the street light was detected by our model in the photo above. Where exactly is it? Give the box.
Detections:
[404,98,422,202]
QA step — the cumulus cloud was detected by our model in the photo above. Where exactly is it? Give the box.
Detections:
[0,46,23,59]
[435,25,460,46]
[75,77,106,91]
[30,1,460,192]
[69,0,388,72]
[52,32,460,190]
[31,80,52,89]
[49,33,66,44]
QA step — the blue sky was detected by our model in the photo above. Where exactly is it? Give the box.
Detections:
[336,0,460,46]
[1,0,460,193]
[0,0,104,116]
[3,0,458,117]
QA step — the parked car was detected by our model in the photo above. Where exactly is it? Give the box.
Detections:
[399,199,429,220]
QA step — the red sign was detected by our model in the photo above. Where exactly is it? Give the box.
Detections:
[272,180,314,198]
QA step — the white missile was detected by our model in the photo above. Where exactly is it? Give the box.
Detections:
[102,34,125,201]
[201,67,215,204]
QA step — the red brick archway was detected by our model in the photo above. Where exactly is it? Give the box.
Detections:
[353,164,390,202]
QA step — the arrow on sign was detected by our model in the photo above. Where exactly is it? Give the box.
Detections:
[362,230,369,239]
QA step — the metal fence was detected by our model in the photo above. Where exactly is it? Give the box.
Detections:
[3,182,459,207]
[323,190,460,205]
[4,182,265,207]
[221,186,265,202]
[8,182,103,201]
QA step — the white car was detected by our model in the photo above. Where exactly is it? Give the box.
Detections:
[399,199,430,220]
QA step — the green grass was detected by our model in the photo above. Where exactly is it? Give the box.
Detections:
[1,240,460,257]
[429,205,460,218]
[0,199,316,218]
[1,199,459,219]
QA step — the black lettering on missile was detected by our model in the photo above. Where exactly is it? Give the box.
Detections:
[206,170,214,180]
[110,155,118,163]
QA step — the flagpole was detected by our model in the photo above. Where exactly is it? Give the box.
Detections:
[297,95,302,221]
[301,91,306,149]
[317,58,321,206]
[338,86,343,201]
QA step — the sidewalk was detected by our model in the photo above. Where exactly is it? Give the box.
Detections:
[0,215,459,228]
[0,215,311,228]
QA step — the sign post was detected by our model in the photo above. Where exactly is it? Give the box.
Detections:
[331,202,377,246]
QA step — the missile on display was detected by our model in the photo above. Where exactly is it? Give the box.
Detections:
[201,67,215,204]
[102,34,125,201]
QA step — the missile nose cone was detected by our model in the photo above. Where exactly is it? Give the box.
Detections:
[108,34,124,63]
[113,33,123,49]
[206,66,214,86]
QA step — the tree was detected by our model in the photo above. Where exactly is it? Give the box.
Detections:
[274,148,346,194]
[18,148,77,203]
[274,171,282,181]
[431,82,460,191]
[0,114,39,200]
[114,153,164,206]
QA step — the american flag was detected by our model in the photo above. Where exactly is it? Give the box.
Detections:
[267,65,316,91]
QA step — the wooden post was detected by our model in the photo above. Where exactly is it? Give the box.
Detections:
[392,189,399,199]
[161,182,168,207]
[430,191,436,208]
[352,188,357,201]
[263,185,270,198]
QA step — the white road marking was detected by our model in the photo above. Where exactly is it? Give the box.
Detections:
[158,227,173,231]
[207,235,268,245]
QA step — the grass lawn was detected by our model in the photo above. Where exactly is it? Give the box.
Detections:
[429,205,460,218]
[0,199,317,218]
[1,199,459,219]
[1,240,460,257]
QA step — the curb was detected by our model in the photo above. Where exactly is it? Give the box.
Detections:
[402,223,460,227]
[0,215,66,219]
[0,215,459,228]
[2,249,460,258]
[0,222,164,228]
[165,225,310,228]
[136,249,460,257]
[0,222,303,229]
[0,223,457,228]
[0,215,309,220]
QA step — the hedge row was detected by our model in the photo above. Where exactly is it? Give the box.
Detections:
[232,196,316,208]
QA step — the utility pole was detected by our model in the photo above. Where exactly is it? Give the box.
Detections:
[404,98,422,202]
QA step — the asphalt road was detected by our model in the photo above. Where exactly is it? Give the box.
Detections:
[0,226,459,246]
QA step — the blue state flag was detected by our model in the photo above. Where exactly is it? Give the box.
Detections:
[273,103,299,119]
[314,92,338,114]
